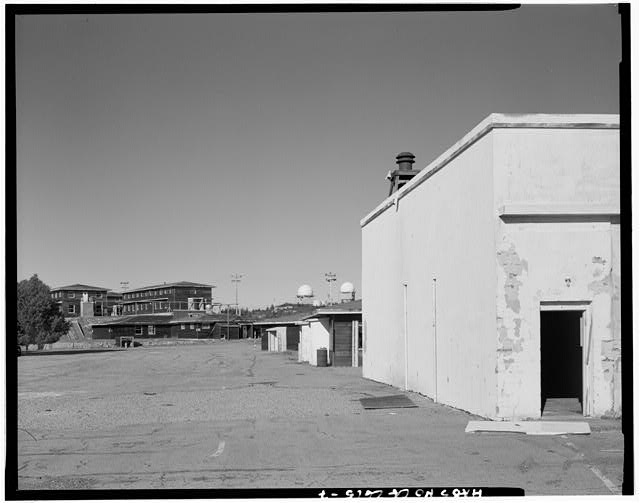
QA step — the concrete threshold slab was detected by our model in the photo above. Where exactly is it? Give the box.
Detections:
[466,420,591,435]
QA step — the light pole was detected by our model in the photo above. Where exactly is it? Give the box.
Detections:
[325,272,336,304]
[231,273,243,315]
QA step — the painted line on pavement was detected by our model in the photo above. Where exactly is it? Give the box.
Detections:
[209,441,226,458]
[589,466,619,494]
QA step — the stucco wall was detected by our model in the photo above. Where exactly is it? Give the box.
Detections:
[492,128,619,208]
[306,318,331,366]
[492,127,620,419]
[362,133,498,417]
[299,324,312,362]
[267,327,288,352]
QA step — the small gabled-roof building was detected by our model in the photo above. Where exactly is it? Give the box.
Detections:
[299,300,362,367]
[92,313,226,341]
[253,312,308,352]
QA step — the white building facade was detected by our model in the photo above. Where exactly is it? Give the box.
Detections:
[298,319,332,366]
[361,114,620,420]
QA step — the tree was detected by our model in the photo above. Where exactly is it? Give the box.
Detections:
[17,274,70,349]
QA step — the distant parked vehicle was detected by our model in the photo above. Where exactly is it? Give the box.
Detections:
[17,345,22,357]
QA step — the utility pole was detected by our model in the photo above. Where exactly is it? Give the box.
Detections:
[325,272,336,304]
[231,273,243,315]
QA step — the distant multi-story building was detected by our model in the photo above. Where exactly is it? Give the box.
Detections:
[119,281,215,315]
[50,284,109,317]
[106,291,124,316]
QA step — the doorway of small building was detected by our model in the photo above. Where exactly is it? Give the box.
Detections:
[540,310,584,417]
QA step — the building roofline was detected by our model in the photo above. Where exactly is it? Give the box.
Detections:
[360,113,620,228]
[252,320,305,326]
[302,310,362,320]
[123,281,215,293]
[50,284,109,292]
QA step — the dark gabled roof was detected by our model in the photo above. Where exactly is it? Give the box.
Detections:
[92,312,231,327]
[124,281,214,294]
[92,314,175,327]
[302,299,362,320]
[51,284,109,292]
[169,314,226,325]
[252,307,317,326]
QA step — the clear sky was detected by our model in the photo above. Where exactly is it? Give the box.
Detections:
[15,5,621,308]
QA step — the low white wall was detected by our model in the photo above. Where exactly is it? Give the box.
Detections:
[267,327,288,352]
[299,324,312,362]
[307,318,331,366]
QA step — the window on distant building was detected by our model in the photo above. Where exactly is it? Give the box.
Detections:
[69,292,75,298]
[148,325,155,335]
[203,323,210,329]
[96,293,103,299]
[68,304,75,314]
[135,326,143,335]
[181,324,185,330]
[190,324,195,330]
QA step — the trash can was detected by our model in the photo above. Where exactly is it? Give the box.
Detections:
[317,347,328,367]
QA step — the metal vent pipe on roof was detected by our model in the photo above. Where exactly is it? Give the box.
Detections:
[396,152,415,170]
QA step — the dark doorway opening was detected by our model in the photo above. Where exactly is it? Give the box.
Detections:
[540,310,583,416]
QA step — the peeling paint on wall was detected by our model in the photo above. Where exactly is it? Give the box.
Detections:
[512,319,523,352]
[497,245,528,313]
[588,272,611,295]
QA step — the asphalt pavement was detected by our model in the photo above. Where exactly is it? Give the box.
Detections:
[16,339,624,494]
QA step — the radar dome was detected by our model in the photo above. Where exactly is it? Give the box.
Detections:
[340,282,355,294]
[297,284,313,298]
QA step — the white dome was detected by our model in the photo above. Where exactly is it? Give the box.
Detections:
[297,284,313,297]
[340,282,355,294]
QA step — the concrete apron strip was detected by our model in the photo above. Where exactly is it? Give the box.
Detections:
[465,420,591,435]
[589,466,619,494]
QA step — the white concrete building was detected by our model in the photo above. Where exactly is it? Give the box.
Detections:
[361,114,620,420]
